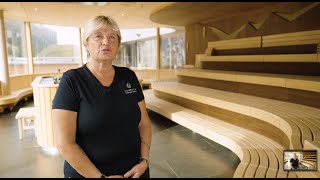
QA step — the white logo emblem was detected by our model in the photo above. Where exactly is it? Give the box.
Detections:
[125,82,136,94]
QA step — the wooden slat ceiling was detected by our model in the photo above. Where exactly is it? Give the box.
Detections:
[0,2,174,29]
[150,2,313,26]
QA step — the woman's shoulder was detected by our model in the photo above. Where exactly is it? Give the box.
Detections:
[114,65,135,76]
[63,65,86,78]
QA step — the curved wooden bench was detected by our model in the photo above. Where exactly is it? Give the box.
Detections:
[0,87,33,113]
[144,89,293,178]
[150,80,320,150]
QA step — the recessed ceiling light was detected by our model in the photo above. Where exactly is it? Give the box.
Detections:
[121,13,125,17]
[34,8,38,11]
[80,2,109,6]
[62,2,109,6]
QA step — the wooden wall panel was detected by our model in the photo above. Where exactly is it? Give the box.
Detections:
[185,3,320,66]
[238,83,288,101]
[288,89,320,109]
[204,3,316,40]
[178,76,238,93]
[259,5,320,36]
[9,75,33,91]
[154,90,290,149]
[185,23,208,65]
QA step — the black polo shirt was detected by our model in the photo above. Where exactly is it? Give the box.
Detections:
[290,158,299,170]
[52,64,144,177]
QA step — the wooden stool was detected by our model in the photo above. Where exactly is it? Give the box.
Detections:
[15,107,36,139]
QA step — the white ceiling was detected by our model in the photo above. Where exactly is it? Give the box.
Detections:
[0,2,182,30]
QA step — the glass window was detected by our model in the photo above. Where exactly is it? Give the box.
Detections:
[5,19,28,76]
[112,27,181,69]
[112,44,124,67]
[119,28,159,69]
[136,38,157,69]
[160,32,185,69]
[31,23,81,74]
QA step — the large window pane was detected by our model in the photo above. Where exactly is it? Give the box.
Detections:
[120,42,137,68]
[5,19,28,76]
[31,24,81,74]
[112,44,124,67]
[137,38,157,69]
[160,32,185,69]
[120,28,158,69]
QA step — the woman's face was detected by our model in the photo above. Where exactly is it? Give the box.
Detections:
[86,26,119,63]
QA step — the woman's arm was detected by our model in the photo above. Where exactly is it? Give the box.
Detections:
[124,100,152,178]
[138,100,152,162]
[52,109,102,178]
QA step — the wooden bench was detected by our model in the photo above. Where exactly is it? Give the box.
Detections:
[144,89,298,178]
[0,87,33,113]
[15,107,36,139]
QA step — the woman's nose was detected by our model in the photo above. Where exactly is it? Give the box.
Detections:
[101,35,110,45]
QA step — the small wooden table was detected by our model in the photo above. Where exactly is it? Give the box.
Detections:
[15,107,35,139]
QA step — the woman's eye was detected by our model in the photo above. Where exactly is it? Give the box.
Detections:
[94,35,102,39]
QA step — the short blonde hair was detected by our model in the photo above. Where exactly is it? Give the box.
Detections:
[82,15,121,47]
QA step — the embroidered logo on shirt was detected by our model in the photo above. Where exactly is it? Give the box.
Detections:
[125,82,136,94]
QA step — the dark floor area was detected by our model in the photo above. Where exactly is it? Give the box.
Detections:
[0,98,240,178]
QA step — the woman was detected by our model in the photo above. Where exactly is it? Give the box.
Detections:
[52,15,152,178]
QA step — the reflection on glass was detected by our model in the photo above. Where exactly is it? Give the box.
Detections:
[5,18,28,76]
[117,27,181,69]
[31,23,81,74]
[160,32,185,69]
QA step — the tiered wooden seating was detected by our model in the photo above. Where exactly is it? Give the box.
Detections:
[197,30,320,77]
[150,80,320,150]
[144,29,320,178]
[146,80,320,177]
[145,89,292,178]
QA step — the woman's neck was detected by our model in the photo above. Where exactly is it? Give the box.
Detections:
[87,61,114,79]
